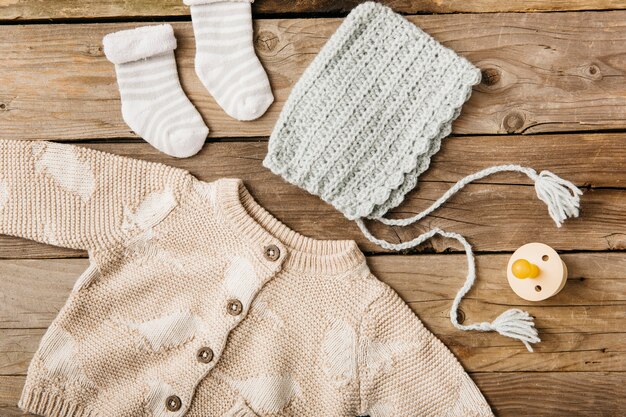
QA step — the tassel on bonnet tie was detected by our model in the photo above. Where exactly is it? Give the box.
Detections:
[355,164,582,352]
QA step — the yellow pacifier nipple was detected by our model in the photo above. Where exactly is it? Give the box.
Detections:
[511,259,540,279]
[508,243,567,301]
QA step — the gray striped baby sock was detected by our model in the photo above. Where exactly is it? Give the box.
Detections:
[185,0,274,121]
[103,24,209,158]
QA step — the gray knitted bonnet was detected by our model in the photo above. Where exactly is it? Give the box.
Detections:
[264,2,481,220]
[263,2,582,351]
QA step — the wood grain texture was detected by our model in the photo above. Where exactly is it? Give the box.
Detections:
[0,1,624,416]
[3,11,626,139]
[6,327,623,373]
[473,372,626,417]
[1,136,623,258]
[0,373,624,417]
[1,253,624,373]
[2,0,626,21]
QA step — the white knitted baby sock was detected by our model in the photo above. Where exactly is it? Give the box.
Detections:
[103,24,209,158]
[185,0,274,121]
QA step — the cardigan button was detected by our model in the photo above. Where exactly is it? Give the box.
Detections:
[197,347,214,363]
[227,299,243,316]
[264,244,280,261]
[165,395,182,412]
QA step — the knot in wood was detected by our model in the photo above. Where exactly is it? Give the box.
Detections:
[255,31,279,53]
[604,233,626,250]
[587,64,602,80]
[83,44,103,57]
[456,309,466,324]
[481,68,500,86]
[0,103,6,111]
[503,111,525,133]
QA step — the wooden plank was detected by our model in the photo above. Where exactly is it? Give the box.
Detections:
[472,372,626,417]
[0,377,31,417]
[85,133,626,188]
[2,0,626,21]
[3,325,624,375]
[0,329,40,376]
[0,259,86,328]
[0,178,619,257]
[1,253,624,373]
[1,136,624,258]
[3,11,626,139]
[1,373,625,417]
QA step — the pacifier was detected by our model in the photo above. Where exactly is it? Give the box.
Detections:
[507,243,568,301]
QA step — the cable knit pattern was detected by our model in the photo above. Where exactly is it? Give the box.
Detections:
[263,2,481,221]
[1,141,493,416]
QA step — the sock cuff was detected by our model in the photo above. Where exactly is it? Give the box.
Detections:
[103,24,177,65]
[184,0,252,5]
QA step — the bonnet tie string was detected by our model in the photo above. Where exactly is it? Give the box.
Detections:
[355,221,541,351]
[355,165,582,352]
[374,165,582,228]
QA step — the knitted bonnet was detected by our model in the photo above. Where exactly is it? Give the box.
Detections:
[263,2,582,351]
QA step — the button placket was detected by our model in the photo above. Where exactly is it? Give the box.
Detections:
[165,245,286,415]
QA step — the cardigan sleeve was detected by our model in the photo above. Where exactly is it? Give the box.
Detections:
[358,282,494,417]
[0,140,191,251]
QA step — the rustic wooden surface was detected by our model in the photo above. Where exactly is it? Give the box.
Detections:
[1,254,625,416]
[4,12,626,139]
[2,0,626,20]
[3,254,626,371]
[1,136,625,258]
[0,2,625,417]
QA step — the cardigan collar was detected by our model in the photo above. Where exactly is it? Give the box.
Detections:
[215,178,366,276]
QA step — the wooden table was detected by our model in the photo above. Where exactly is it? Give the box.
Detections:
[1,1,625,416]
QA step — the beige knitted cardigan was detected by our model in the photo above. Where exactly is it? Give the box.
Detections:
[1,141,493,417]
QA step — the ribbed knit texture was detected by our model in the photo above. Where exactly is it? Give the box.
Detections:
[263,2,481,220]
[1,140,493,416]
